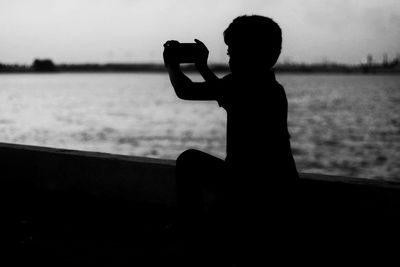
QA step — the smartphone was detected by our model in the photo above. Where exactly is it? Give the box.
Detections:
[173,43,201,63]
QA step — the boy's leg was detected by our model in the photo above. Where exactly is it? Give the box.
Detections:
[176,149,225,220]
[175,149,226,266]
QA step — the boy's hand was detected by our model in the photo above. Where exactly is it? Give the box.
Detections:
[194,39,209,68]
[163,40,180,67]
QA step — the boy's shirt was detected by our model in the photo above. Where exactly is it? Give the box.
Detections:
[214,71,291,168]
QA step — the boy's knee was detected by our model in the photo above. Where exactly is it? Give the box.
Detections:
[176,149,199,166]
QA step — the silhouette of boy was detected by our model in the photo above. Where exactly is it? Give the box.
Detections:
[164,15,298,266]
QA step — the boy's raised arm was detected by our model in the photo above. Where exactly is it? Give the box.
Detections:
[194,39,219,83]
[163,40,220,101]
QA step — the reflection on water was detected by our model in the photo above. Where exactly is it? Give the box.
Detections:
[0,73,399,180]
[283,74,400,180]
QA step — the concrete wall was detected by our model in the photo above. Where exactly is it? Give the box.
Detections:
[1,142,400,264]
[0,142,177,207]
[2,142,400,218]
[0,142,179,265]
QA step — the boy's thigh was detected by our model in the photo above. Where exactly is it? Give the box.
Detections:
[177,149,226,183]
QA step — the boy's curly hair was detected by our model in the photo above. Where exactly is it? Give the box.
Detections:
[224,15,282,68]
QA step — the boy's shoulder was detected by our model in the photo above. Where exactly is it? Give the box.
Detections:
[222,73,233,79]
[222,73,234,83]
[221,72,281,89]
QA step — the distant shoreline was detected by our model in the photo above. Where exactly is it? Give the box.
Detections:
[1,62,400,75]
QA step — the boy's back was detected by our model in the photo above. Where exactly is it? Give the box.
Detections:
[217,71,296,178]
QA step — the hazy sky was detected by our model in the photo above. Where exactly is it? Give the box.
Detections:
[1,0,399,64]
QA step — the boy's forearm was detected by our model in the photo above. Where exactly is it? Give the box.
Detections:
[196,63,218,82]
[166,64,193,96]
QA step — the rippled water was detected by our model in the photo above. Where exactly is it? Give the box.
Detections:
[283,74,400,180]
[0,73,399,180]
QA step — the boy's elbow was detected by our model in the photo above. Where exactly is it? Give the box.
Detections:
[175,88,191,100]
[173,81,194,100]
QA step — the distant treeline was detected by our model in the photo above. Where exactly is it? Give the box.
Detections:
[1,58,400,74]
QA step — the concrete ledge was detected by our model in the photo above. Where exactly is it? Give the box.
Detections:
[0,143,179,265]
[0,142,177,207]
[1,142,400,214]
[1,142,400,264]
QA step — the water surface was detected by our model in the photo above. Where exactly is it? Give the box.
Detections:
[0,73,399,180]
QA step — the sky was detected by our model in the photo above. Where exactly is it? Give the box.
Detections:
[1,0,399,65]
